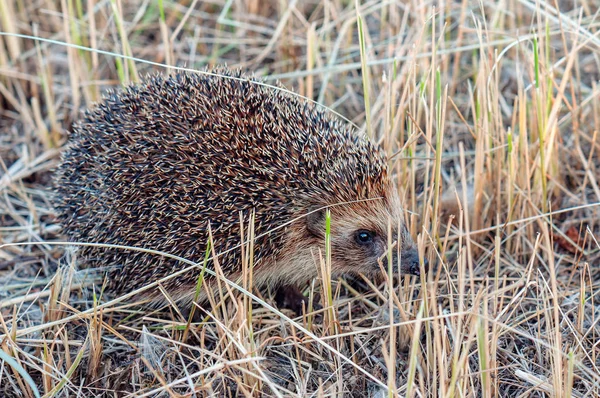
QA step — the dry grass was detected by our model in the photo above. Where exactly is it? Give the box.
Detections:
[1,0,599,396]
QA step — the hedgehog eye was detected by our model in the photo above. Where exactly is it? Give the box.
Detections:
[355,230,375,245]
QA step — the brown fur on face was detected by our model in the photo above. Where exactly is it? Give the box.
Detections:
[327,192,421,278]
[260,185,423,293]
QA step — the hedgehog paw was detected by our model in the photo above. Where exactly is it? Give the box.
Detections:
[274,285,320,314]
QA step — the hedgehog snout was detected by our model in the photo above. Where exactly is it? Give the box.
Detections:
[402,248,428,276]
[390,248,428,276]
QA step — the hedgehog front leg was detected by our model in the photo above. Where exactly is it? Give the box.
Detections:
[274,284,320,314]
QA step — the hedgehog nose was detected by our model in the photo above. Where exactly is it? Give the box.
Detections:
[402,248,428,276]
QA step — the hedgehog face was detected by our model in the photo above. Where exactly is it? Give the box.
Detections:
[305,195,426,278]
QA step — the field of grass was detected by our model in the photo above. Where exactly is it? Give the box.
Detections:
[1,0,599,396]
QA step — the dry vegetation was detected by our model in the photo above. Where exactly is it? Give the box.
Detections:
[1,0,599,396]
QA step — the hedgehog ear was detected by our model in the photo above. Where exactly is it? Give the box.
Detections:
[306,207,326,238]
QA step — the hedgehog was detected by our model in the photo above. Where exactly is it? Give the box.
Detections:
[52,68,426,311]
